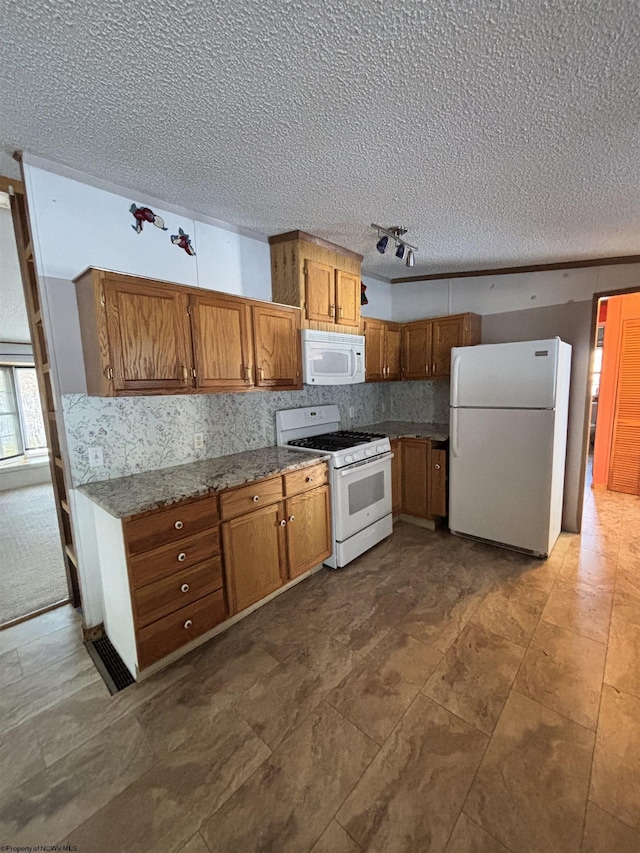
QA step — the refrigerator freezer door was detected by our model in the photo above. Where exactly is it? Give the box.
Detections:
[449,407,558,555]
[451,339,560,409]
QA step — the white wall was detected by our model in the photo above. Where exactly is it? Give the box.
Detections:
[360,275,393,321]
[0,203,30,343]
[391,264,640,321]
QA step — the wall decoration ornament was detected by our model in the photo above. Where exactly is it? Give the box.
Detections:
[129,203,168,234]
[360,281,368,305]
[171,227,196,255]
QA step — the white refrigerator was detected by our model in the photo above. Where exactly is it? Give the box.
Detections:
[449,337,572,558]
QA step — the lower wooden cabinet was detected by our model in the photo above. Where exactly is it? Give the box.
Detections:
[222,501,288,613]
[95,461,332,676]
[222,479,332,614]
[391,440,402,516]
[391,438,448,522]
[286,485,332,579]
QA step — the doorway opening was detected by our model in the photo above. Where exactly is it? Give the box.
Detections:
[584,287,640,498]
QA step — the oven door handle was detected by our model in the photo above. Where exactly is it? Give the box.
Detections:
[337,452,393,476]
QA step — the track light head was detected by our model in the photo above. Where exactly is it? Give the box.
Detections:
[371,224,417,264]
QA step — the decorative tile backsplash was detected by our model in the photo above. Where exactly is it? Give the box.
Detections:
[63,384,390,486]
[62,380,450,486]
[389,380,450,424]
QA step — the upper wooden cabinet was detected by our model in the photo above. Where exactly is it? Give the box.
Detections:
[190,291,253,391]
[252,303,302,388]
[77,271,194,395]
[269,231,363,335]
[363,318,402,381]
[75,268,303,396]
[401,313,481,381]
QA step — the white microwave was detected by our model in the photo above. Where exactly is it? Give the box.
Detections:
[302,330,365,385]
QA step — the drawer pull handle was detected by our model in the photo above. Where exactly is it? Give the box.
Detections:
[279,519,287,526]
[252,495,260,502]
[306,476,314,483]
[177,552,187,562]
[174,520,183,530]
[180,583,190,593]
[184,619,193,630]
[289,515,295,522]
[434,463,441,470]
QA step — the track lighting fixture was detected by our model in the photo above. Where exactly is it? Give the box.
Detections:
[371,224,417,266]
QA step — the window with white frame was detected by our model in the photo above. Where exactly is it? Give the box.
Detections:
[0,366,47,461]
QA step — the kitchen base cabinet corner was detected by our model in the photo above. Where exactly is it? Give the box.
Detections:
[391,438,448,528]
[89,460,331,679]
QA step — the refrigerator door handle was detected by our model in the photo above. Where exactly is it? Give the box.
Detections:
[451,408,459,457]
[451,352,461,407]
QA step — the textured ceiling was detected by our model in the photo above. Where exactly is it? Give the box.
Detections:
[1,0,639,279]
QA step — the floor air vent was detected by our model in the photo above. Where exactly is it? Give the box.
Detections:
[86,636,135,694]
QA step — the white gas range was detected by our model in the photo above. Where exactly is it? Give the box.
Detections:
[276,405,393,568]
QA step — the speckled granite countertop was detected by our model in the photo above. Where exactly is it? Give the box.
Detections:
[359,421,450,441]
[78,447,329,519]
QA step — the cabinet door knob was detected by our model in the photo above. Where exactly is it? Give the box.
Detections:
[280,519,287,526]
[434,463,441,470]
[306,476,314,483]
[289,515,295,522]
[174,520,183,530]
[184,619,193,630]
[180,583,190,593]
[252,495,260,502]
[177,552,186,562]
[181,364,189,381]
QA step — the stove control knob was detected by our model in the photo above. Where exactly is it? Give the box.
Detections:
[345,454,353,464]
[365,448,374,457]
[376,444,386,453]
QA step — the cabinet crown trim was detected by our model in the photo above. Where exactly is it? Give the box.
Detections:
[268,231,364,263]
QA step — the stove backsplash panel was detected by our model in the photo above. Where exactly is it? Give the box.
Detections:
[62,384,392,486]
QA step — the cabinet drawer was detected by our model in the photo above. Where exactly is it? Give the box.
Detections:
[283,463,328,496]
[137,590,226,670]
[220,476,283,520]
[133,557,223,628]
[129,528,220,589]
[125,497,219,555]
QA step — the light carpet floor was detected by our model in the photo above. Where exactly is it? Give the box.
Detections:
[0,484,68,625]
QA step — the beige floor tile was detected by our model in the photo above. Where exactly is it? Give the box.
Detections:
[541,578,612,643]
[582,801,640,853]
[558,548,618,591]
[0,648,100,733]
[399,583,485,652]
[423,623,525,735]
[201,702,378,853]
[311,820,360,853]
[0,711,159,845]
[465,691,594,853]
[337,695,487,853]
[0,605,78,655]
[66,707,270,853]
[322,588,419,656]
[613,566,640,627]
[16,622,86,678]
[32,661,194,767]
[470,571,553,647]
[234,632,360,749]
[178,833,210,853]
[326,630,442,744]
[0,721,45,800]
[514,620,606,730]
[0,648,23,688]
[590,685,640,831]
[445,813,510,852]
[605,617,640,700]
[189,632,279,698]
